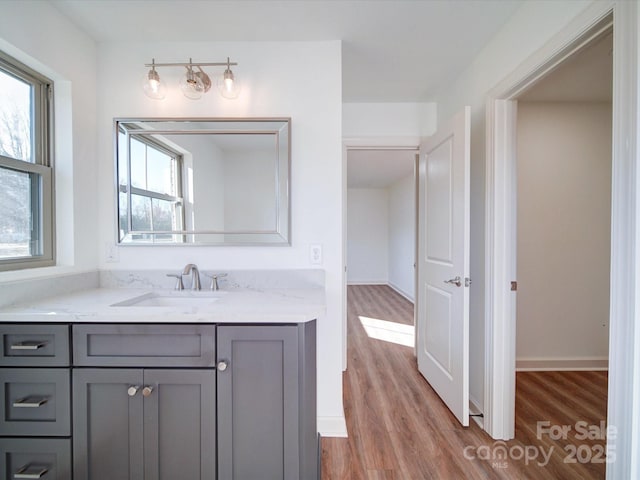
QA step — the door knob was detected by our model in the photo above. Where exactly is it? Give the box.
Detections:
[127,385,140,397]
[142,386,154,397]
[444,276,462,287]
[217,360,228,372]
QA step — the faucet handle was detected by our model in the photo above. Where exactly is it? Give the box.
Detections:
[166,273,184,291]
[204,273,227,291]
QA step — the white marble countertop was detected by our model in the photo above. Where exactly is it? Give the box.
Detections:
[0,287,325,324]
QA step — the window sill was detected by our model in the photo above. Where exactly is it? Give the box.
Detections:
[0,265,96,285]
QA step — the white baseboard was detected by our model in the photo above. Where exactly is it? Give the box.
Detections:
[516,357,609,371]
[388,282,415,303]
[469,395,483,415]
[317,416,348,437]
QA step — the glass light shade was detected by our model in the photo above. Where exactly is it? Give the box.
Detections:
[195,68,212,93]
[142,68,166,100]
[216,68,241,99]
[180,67,205,100]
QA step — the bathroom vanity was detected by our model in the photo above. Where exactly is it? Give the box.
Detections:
[0,286,323,480]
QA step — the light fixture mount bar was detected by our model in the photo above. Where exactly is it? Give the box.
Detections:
[144,61,237,68]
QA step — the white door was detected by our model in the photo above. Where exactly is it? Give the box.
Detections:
[417,107,470,426]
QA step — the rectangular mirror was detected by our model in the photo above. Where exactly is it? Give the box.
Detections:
[115,118,290,245]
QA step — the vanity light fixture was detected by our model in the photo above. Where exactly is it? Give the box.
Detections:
[142,57,240,100]
[142,60,166,100]
[218,57,241,99]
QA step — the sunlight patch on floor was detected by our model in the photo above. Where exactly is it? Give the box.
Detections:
[358,315,414,347]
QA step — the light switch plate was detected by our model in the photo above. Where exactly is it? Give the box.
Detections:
[309,244,322,265]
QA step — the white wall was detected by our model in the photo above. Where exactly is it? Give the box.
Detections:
[347,188,388,284]
[516,102,611,366]
[388,174,415,301]
[0,1,98,281]
[96,41,344,433]
[224,149,276,231]
[431,0,594,411]
[191,141,225,232]
[343,102,436,139]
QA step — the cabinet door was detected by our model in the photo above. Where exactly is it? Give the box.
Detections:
[217,325,299,480]
[73,369,144,480]
[143,369,216,480]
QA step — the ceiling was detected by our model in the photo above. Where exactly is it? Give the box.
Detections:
[346,28,613,188]
[347,150,416,188]
[519,30,613,103]
[49,0,523,102]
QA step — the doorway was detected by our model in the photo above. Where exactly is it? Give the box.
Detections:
[515,29,612,372]
[346,148,417,301]
[341,144,418,369]
[482,8,637,466]
[513,29,612,479]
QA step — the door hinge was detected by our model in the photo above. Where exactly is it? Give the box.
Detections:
[511,281,517,291]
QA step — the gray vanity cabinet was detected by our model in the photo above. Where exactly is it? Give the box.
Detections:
[72,324,217,479]
[73,368,216,480]
[2,321,317,480]
[217,322,318,480]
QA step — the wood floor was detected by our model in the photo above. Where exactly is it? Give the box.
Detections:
[321,285,608,480]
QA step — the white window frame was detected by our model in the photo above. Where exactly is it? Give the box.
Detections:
[0,50,55,271]
[118,130,185,243]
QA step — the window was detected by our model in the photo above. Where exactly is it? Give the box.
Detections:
[118,130,184,243]
[0,51,54,271]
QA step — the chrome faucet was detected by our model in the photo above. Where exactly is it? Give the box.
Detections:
[166,273,184,290]
[182,263,201,290]
[205,273,227,291]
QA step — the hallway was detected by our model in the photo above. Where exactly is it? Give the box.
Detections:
[321,285,608,479]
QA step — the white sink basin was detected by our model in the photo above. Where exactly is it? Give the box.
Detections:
[112,291,226,308]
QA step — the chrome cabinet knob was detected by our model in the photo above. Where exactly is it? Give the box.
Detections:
[127,385,140,397]
[217,360,228,372]
[142,386,154,397]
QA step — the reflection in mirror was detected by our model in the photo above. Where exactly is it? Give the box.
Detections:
[115,118,290,245]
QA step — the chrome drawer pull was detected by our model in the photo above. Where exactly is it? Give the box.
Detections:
[12,396,48,408]
[14,464,49,479]
[10,341,48,351]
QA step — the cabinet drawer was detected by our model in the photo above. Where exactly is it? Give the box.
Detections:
[0,369,70,437]
[0,325,69,367]
[73,324,216,367]
[0,438,71,480]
